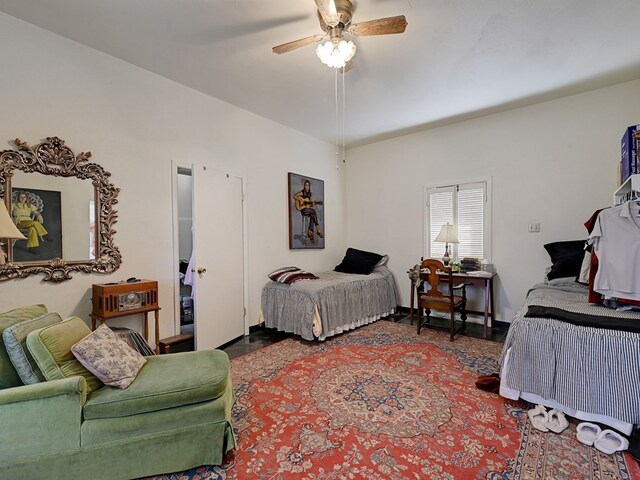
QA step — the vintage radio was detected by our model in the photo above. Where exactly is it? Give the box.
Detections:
[92,279,159,319]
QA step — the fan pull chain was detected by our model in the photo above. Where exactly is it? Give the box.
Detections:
[334,68,339,160]
[333,67,348,167]
[342,71,346,163]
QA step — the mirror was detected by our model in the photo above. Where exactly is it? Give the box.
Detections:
[0,137,121,282]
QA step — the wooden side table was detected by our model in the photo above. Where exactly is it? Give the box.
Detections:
[90,307,161,354]
[410,271,496,339]
[91,279,161,353]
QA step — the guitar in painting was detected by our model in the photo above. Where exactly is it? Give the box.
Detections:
[294,199,323,211]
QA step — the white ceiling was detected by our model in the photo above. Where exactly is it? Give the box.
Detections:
[1,0,640,147]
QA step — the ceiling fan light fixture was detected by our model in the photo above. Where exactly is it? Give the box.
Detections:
[316,39,356,68]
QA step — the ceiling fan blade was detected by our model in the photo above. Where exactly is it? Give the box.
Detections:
[340,59,354,74]
[272,34,325,55]
[314,0,339,26]
[347,15,408,36]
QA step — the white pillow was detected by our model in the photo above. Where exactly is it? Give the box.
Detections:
[375,254,389,267]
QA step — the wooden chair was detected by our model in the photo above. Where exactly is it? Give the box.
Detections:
[416,258,467,341]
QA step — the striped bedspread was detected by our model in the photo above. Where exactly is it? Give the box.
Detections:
[500,282,640,424]
[261,265,398,341]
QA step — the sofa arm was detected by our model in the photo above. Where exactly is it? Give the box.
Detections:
[0,377,87,462]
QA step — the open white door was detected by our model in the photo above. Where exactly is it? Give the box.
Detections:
[191,165,245,350]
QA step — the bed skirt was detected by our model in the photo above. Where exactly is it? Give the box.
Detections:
[261,266,398,341]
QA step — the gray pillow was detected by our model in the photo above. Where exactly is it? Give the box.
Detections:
[2,312,62,384]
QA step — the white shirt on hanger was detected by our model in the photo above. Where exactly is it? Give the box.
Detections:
[183,252,195,297]
[589,201,640,301]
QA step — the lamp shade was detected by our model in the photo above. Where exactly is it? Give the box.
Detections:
[434,223,459,244]
[316,39,356,68]
[0,201,26,240]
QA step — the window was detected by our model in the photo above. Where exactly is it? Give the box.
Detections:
[426,180,490,261]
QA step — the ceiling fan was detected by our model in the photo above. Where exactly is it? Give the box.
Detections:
[272,0,407,72]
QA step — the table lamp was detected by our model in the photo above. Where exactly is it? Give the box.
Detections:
[0,201,26,265]
[434,223,459,266]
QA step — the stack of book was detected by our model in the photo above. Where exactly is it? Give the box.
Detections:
[460,257,480,273]
[621,125,639,182]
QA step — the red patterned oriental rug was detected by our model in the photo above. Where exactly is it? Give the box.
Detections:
[145,321,640,480]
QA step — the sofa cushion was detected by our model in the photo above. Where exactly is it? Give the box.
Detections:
[81,390,234,446]
[3,312,62,384]
[26,316,103,394]
[0,304,48,389]
[83,349,230,420]
[71,324,146,389]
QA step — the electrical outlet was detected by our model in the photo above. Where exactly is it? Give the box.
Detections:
[528,223,541,233]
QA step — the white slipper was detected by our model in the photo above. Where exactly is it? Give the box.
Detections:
[576,422,601,446]
[594,429,630,455]
[527,404,549,432]
[545,409,569,433]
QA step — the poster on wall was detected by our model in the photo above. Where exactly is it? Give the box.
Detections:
[288,172,325,249]
[11,188,63,262]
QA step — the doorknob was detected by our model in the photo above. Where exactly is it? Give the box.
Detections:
[197,268,207,274]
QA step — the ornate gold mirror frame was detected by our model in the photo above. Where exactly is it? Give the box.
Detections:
[0,137,121,282]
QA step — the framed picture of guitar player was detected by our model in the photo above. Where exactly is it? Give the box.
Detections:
[288,172,324,249]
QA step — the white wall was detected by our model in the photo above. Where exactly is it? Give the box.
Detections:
[0,13,347,345]
[346,79,640,323]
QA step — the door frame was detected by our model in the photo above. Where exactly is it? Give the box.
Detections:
[170,160,250,340]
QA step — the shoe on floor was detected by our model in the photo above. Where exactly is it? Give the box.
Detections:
[576,422,601,446]
[545,409,569,433]
[527,404,549,432]
[594,429,629,455]
[475,375,500,394]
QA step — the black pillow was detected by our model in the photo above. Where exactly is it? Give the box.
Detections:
[334,248,383,275]
[543,240,585,280]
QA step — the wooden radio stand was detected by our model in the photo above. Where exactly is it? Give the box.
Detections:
[91,279,161,353]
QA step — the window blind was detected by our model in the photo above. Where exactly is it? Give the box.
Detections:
[457,184,484,259]
[427,181,486,261]
[428,187,453,260]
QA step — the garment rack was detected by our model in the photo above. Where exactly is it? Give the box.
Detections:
[613,174,640,205]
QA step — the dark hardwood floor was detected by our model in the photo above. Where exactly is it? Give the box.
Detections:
[221,311,507,360]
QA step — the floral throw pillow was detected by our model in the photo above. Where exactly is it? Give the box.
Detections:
[71,324,146,389]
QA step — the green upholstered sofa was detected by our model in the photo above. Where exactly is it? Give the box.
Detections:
[0,305,236,479]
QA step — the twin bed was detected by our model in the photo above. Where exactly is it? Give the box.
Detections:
[261,247,639,435]
[261,265,398,341]
[499,279,640,434]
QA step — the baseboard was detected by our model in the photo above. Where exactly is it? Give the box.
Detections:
[494,320,510,330]
[249,323,266,333]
